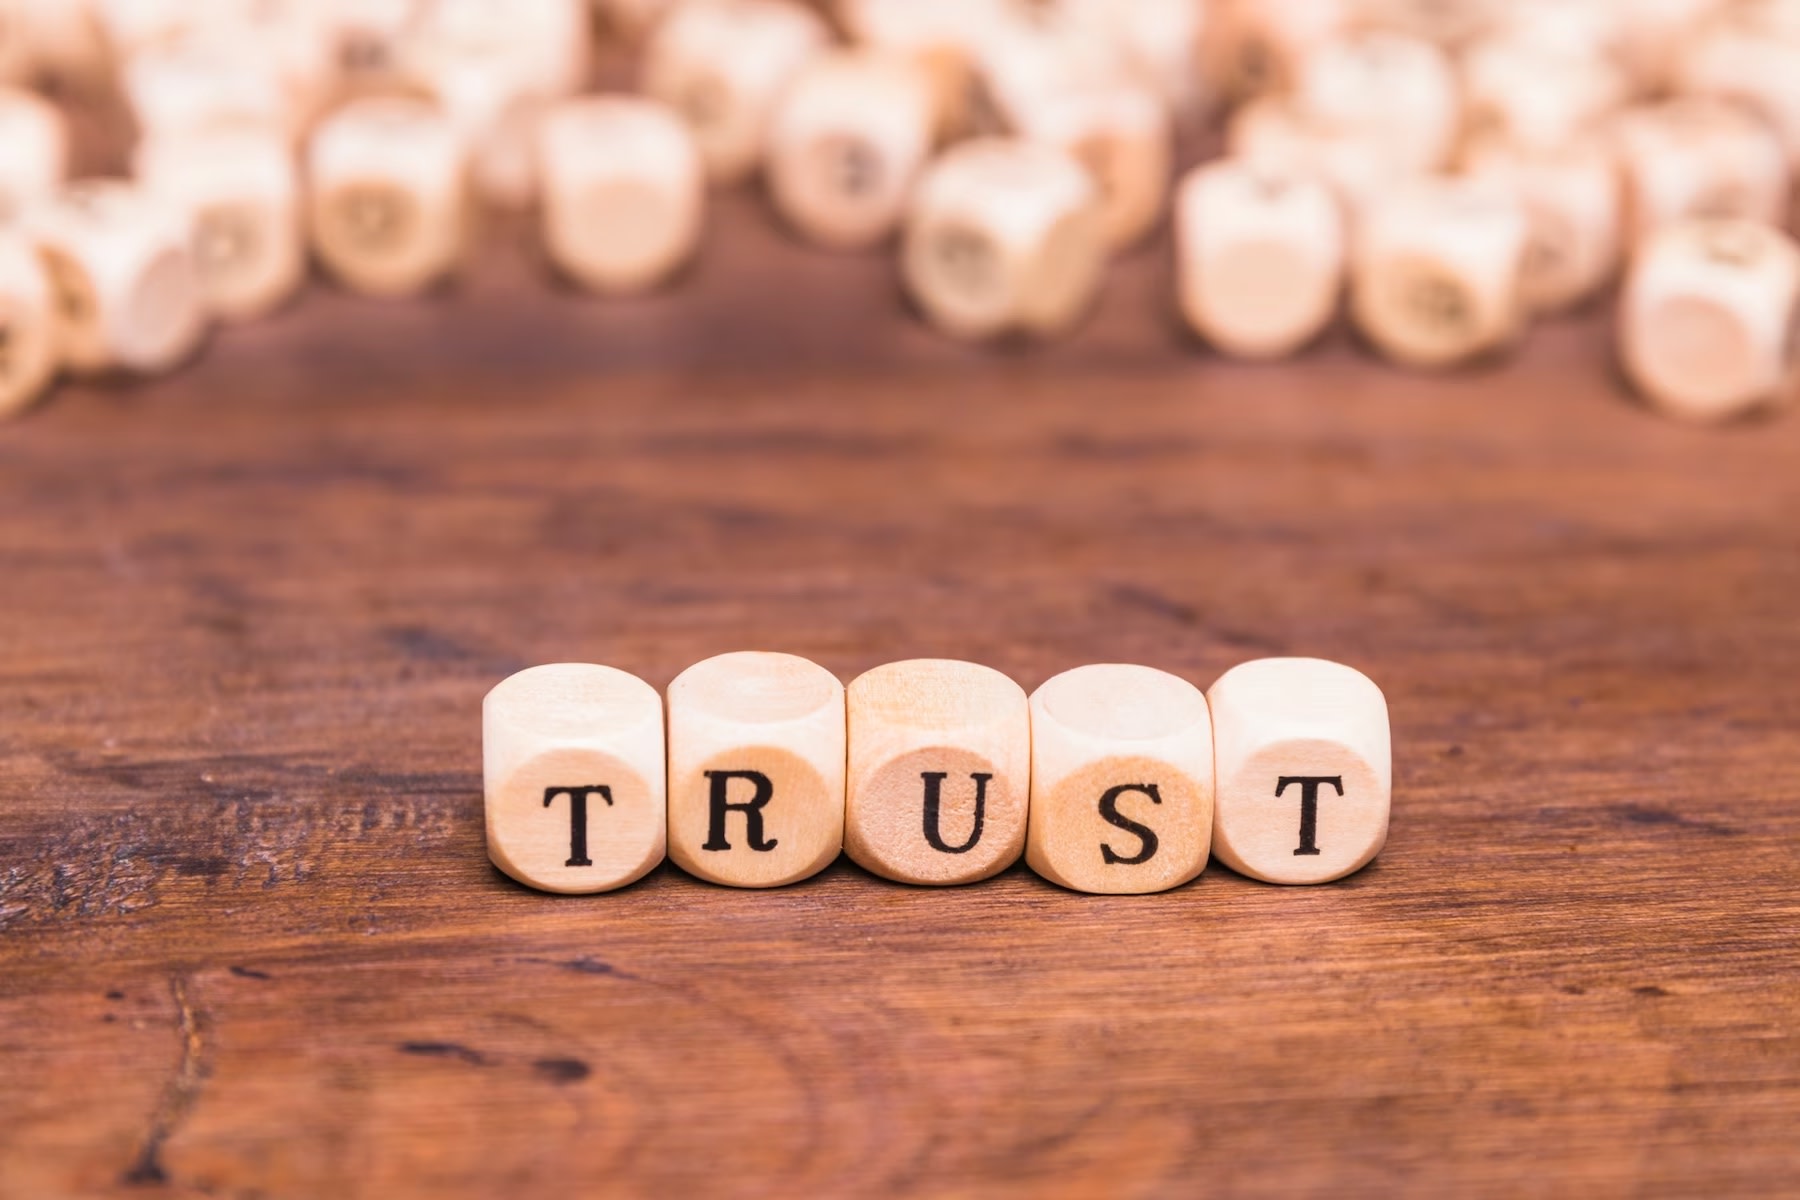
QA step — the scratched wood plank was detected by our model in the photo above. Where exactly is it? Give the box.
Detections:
[2,185,1799,1198]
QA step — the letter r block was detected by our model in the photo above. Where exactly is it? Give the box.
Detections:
[846,660,1029,886]
[1026,664,1213,894]
[666,651,845,887]
[1207,658,1391,884]
[483,664,667,894]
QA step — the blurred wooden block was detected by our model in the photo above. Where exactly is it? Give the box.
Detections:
[1175,158,1345,359]
[845,659,1029,886]
[1012,79,1171,250]
[1354,0,1500,48]
[1460,37,1627,155]
[1054,0,1210,121]
[25,180,207,376]
[16,0,113,95]
[767,50,935,250]
[666,651,845,888]
[1226,96,1412,229]
[483,663,667,894]
[1351,178,1527,368]
[1291,31,1459,173]
[641,0,829,183]
[1613,99,1790,247]
[901,137,1106,341]
[0,88,67,227]
[1461,135,1621,316]
[1613,0,1737,96]
[306,96,468,297]
[135,128,303,323]
[0,233,58,419]
[1026,664,1213,895]
[1675,5,1800,171]
[538,94,703,292]
[1204,0,1352,104]
[837,0,1009,138]
[121,34,297,145]
[1619,217,1800,423]
[1208,657,1391,885]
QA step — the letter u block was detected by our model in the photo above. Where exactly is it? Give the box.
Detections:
[483,664,666,894]
[1026,664,1213,894]
[1207,658,1391,885]
[845,659,1030,885]
[666,651,845,887]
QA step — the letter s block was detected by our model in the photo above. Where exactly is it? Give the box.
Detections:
[666,651,845,888]
[1026,664,1213,895]
[483,664,666,894]
[1207,658,1390,885]
[846,660,1029,886]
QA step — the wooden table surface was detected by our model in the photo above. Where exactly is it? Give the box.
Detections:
[3,188,1798,1199]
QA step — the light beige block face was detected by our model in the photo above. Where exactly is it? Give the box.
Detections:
[306,96,468,297]
[483,663,667,894]
[1012,79,1172,250]
[1027,665,1213,895]
[0,89,68,227]
[1619,218,1800,423]
[0,234,58,419]
[1461,135,1622,315]
[839,0,1011,137]
[845,659,1030,886]
[666,651,845,888]
[901,137,1107,341]
[122,35,296,145]
[1676,4,1800,166]
[1225,96,1414,231]
[1208,657,1391,886]
[766,51,935,251]
[136,129,304,323]
[26,180,207,375]
[1613,100,1790,247]
[1460,38,1627,155]
[1204,0,1351,103]
[1051,0,1210,118]
[1351,178,1528,368]
[640,0,829,183]
[1357,0,1500,47]
[1291,32,1459,172]
[538,95,703,293]
[1175,158,1344,359]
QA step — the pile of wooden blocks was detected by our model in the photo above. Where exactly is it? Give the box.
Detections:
[1,0,1798,423]
[484,655,1392,894]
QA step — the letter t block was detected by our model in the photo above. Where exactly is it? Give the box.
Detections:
[1207,658,1391,884]
[846,659,1030,885]
[483,664,667,894]
[666,651,846,887]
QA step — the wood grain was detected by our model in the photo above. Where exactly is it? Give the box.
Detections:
[3,182,1799,1197]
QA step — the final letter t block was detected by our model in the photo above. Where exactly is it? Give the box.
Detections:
[666,651,846,887]
[483,663,667,894]
[1026,664,1214,894]
[845,659,1030,885]
[1207,658,1390,885]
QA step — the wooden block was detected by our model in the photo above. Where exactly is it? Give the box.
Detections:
[837,0,1010,138]
[0,88,67,227]
[1614,0,1743,95]
[1350,177,1528,368]
[1011,79,1172,250]
[135,128,304,323]
[845,659,1029,886]
[1175,158,1345,359]
[1461,135,1622,316]
[15,0,113,96]
[306,96,468,297]
[1460,38,1627,155]
[640,0,829,183]
[1026,664,1213,895]
[1675,5,1800,170]
[1612,99,1789,247]
[1053,0,1211,120]
[0,233,58,419]
[1207,657,1391,885]
[483,663,666,894]
[121,35,297,145]
[900,137,1107,341]
[1619,217,1800,423]
[537,95,703,293]
[1354,0,1500,48]
[766,50,935,251]
[666,651,845,887]
[1291,32,1459,173]
[1225,96,1414,230]
[1203,0,1352,104]
[25,180,208,376]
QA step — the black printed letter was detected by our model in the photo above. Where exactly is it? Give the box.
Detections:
[1098,783,1162,866]
[543,785,612,867]
[920,772,990,854]
[1275,775,1343,856]
[702,770,779,852]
